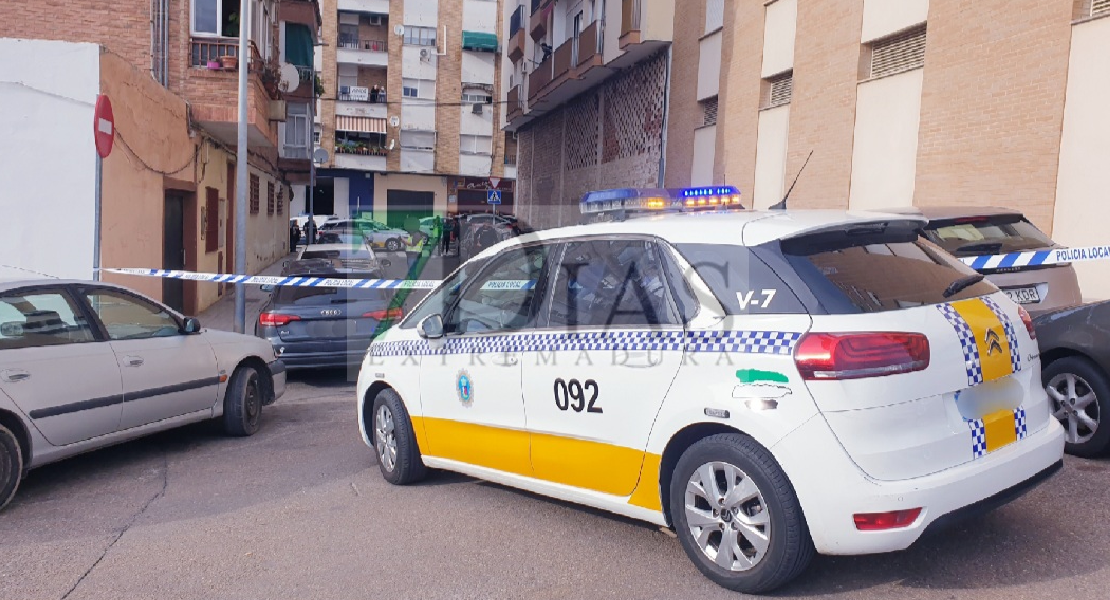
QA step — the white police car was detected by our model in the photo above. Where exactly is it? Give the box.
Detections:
[355,187,1065,593]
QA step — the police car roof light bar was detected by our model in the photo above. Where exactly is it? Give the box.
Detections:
[579,186,743,222]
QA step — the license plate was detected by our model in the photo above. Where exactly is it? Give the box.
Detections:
[1003,286,1041,305]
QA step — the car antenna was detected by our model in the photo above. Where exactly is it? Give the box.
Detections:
[769,150,813,210]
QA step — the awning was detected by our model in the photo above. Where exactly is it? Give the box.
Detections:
[462,31,499,53]
[285,23,314,68]
[336,116,387,134]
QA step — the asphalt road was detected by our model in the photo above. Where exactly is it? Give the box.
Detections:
[3,372,1110,600]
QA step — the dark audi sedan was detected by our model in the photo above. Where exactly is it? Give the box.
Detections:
[1035,300,1110,457]
[256,261,400,370]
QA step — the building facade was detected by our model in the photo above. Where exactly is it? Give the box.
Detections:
[503,0,1110,298]
[302,0,515,228]
[0,0,320,314]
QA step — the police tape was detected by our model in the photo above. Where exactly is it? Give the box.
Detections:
[959,244,1110,270]
[99,268,442,289]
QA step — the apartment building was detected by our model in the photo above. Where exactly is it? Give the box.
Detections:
[0,0,321,314]
[305,0,515,228]
[502,0,1110,298]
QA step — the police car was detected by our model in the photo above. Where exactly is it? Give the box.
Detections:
[355,187,1065,594]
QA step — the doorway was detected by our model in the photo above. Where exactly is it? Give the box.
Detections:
[163,193,186,313]
[310,178,336,215]
[385,189,434,229]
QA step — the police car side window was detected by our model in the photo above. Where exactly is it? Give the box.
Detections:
[548,239,678,328]
[400,258,489,329]
[445,245,549,334]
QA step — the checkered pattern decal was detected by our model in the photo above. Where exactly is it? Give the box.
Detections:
[967,418,987,459]
[1014,407,1028,440]
[937,303,983,387]
[369,330,802,358]
[981,296,1022,374]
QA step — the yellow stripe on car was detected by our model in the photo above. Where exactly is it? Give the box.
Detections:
[951,299,1013,382]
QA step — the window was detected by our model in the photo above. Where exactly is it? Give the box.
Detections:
[338,23,359,48]
[250,174,260,214]
[922,215,1053,258]
[462,92,493,104]
[867,25,926,79]
[0,291,95,350]
[705,0,724,33]
[402,258,490,329]
[267,181,275,215]
[548,240,678,328]
[762,71,792,109]
[400,130,436,150]
[445,245,549,333]
[402,78,435,99]
[674,244,806,316]
[204,187,219,252]
[277,185,284,215]
[191,0,224,36]
[403,25,437,47]
[700,96,718,126]
[313,128,322,145]
[460,134,493,155]
[82,290,182,340]
[285,103,310,159]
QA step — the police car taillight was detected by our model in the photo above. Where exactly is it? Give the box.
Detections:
[1018,306,1036,340]
[794,332,930,380]
[260,312,300,327]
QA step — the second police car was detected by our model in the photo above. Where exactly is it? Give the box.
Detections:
[355,187,1065,594]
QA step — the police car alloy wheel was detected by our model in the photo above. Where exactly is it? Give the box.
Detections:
[1044,356,1110,457]
[370,389,427,485]
[671,434,813,594]
[375,404,397,472]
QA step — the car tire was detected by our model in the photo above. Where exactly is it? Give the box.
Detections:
[223,366,263,437]
[370,389,427,485]
[670,433,813,594]
[385,238,402,252]
[0,424,21,511]
[1044,356,1110,457]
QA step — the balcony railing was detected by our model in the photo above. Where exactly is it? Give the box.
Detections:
[553,39,573,80]
[283,145,312,160]
[335,143,389,156]
[295,65,314,82]
[509,5,525,39]
[576,21,600,68]
[190,37,262,67]
[504,153,517,165]
[529,56,553,100]
[338,36,387,52]
[621,0,642,38]
[507,85,522,118]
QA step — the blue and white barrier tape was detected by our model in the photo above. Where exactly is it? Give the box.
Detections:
[959,244,1110,270]
[100,268,442,289]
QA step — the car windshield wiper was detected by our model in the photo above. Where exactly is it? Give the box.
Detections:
[943,274,986,298]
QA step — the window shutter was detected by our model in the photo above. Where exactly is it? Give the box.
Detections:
[1094,0,1110,16]
[870,26,926,78]
[769,73,792,107]
[701,96,718,126]
[267,181,275,215]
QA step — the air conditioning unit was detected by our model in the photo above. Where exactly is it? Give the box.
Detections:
[268,100,287,122]
[420,48,430,60]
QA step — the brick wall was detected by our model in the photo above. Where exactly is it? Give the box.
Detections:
[321,0,339,168]
[714,0,762,196]
[662,0,707,188]
[782,0,864,209]
[914,0,1074,231]
[385,0,404,171]
[516,51,667,230]
[357,68,388,89]
[435,0,465,175]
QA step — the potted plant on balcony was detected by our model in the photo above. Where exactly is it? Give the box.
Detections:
[207,59,221,70]
[260,63,282,98]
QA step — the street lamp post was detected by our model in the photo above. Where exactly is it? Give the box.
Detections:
[233,0,251,333]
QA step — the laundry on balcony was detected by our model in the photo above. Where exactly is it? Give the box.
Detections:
[461,31,499,53]
[336,115,387,134]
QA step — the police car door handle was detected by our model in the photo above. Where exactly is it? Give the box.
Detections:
[0,369,30,383]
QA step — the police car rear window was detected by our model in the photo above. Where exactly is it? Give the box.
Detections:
[778,229,998,314]
[674,244,807,315]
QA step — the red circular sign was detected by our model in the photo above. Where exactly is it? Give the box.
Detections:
[93,95,115,158]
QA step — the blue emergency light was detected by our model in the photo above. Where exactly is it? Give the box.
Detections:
[579,186,744,220]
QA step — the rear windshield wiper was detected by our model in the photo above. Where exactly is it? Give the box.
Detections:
[943,274,986,298]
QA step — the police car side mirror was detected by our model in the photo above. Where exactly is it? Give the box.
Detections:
[418,314,444,340]
[182,317,202,334]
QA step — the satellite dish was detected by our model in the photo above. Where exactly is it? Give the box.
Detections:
[312,148,329,164]
[394,24,405,36]
[388,138,396,150]
[389,116,400,128]
[278,63,300,93]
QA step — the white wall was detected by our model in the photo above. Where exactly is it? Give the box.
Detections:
[761,0,797,78]
[337,47,389,67]
[861,0,929,42]
[402,101,438,130]
[690,126,717,186]
[404,0,440,27]
[0,39,100,280]
[1053,17,1110,301]
[460,104,494,135]
[338,0,389,14]
[460,153,493,176]
[402,45,439,79]
[753,105,790,209]
[463,0,498,34]
[400,149,436,172]
[848,69,923,211]
[697,31,722,100]
[462,51,496,85]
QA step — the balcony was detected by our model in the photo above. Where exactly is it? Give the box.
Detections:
[337,0,389,12]
[503,153,517,178]
[337,85,388,119]
[528,55,552,102]
[187,37,279,149]
[337,36,388,66]
[507,6,526,61]
[575,20,602,76]
[506,85,523,121]
[334,142,388,171]
[620,0,642,48]
[529,0,550,41]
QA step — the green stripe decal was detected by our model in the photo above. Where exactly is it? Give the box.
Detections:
[736,369,789,384]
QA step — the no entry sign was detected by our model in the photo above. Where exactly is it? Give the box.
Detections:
[94,95,115,158]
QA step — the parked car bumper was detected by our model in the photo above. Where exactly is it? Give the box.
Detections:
[267,359,287,403]
[266,338,373,370]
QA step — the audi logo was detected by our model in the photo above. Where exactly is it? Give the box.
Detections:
[320,309,342,317]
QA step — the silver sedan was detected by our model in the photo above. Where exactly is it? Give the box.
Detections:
[0,279,285,510]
